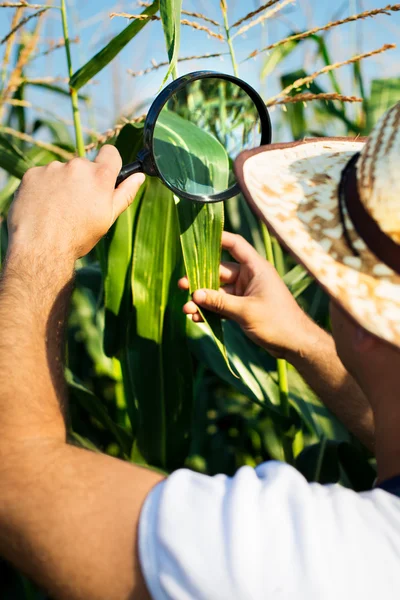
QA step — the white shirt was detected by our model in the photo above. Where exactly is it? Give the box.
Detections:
[139,460,400,599]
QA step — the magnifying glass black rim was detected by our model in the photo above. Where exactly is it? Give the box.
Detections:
[142,70,272,204]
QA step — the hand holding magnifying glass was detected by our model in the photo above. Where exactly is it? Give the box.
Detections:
[116,71,272,203]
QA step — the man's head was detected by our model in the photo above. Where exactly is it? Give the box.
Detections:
[235,102,400,368]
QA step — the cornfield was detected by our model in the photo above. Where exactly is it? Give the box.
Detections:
[0,0,399,596]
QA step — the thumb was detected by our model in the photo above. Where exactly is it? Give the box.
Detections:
[192,288,244,321]
[112,173,146,222]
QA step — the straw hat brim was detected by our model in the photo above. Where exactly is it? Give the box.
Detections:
[235,138,400,348]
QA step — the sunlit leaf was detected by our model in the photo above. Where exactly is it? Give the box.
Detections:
[128,177,193,470]
[70,1,160,90]
[159,0,182,82]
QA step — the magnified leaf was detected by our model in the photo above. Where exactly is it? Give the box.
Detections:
[70,0,160,90]
[159,0,182,82]
[154,109,229,195]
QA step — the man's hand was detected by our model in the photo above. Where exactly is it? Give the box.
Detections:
[179,231,319,359]
[180,231,374,449]
[8,145,145,262]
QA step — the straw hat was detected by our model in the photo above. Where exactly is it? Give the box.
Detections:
[235,103,400,348]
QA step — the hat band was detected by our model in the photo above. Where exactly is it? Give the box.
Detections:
[339,152,400,274]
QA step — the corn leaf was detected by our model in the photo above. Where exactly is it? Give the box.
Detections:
[128,177,193,470]
[103,122,146,357]
[287,367,351,443]
[176,198,236,376]
[66,369,133,457]
[280,69,360,137]
[32,118,73,147]
[70,1,160,91]
[159,0,182,82]
[188,318,351,444]
[367,77,400,132]
[283,264,314,299]
[0,146,32,179]
[155,109,229,194]
[224,194,265,257]
[25,81,88,100]
[154,109,234,374]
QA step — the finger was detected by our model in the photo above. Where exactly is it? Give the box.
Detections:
[221,284,235,295]
[112,173,146,222]
[220,261,239,284]
[179,265,237,291]
[192,288,244,320]
[221,231,261,265]
[183,300,198,315]
[95,144,122,175]
[178,277,190,290]
[192,313,203,323]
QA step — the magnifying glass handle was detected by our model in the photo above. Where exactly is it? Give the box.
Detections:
[115,160,143,188]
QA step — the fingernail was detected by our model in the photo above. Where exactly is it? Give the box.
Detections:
[193,290,206,303]
[135,173,145,185]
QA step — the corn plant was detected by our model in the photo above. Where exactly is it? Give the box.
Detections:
[0,1,397,595]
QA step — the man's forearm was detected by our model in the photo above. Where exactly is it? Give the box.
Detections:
[0,249,74,448]
[287,323,375,451]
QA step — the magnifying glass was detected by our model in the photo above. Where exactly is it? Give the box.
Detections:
[115,71,271,203]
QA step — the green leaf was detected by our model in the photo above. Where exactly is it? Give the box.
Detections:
[159,0,182,82]
[70,286,114,378]
[296,440,340,484]
[261,39,298,80]
[66,369,133,457]
[176,199,238,376]
[296,440,375,489]
[32,118,73,147]
[25,81,88,100]
[103,122,146,357]
[70,1,160,91]
[188,319,280,410]
[287,366,351,443]
[128,177,193,470]
[224,193,265,257]
[69,431,101,453]
[155,109,229,194]
[280,69,360,137]
[283,264,314,299]
[0,146,32,179]
[154,109,234,375]
[367,77,400,132]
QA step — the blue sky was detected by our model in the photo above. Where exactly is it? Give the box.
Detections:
[1,1,400,137]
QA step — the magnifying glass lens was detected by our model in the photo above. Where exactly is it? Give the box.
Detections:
[153,78,262,199]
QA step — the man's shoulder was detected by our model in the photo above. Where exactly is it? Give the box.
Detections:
[139,461,400,600]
